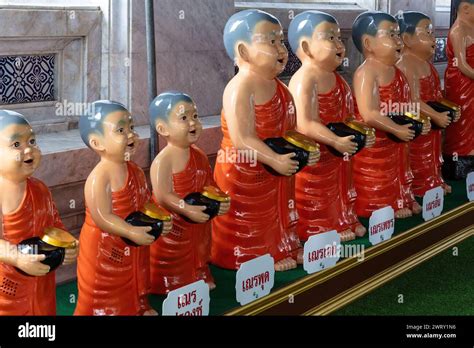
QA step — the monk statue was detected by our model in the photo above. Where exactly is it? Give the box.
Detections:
[212,9,319,271]
[443,0,474,179]
[396,11,459,196]
[0,110,78,315]
[288,10,375,242]
[351,11,430,219]
[148,91,230,294]
[75,101,171,315]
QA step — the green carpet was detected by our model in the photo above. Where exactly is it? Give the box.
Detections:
[333,236,474,315]
[56,179,470,315]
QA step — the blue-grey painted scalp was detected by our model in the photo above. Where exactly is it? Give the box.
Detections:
[396,11,430,35]
[149,91,195,127]
[79,100,128,148]
[454,0,474,9]
[0,110,29,131]
[352,11,397,53]
[223,9,281,60]
[288,10,337,55]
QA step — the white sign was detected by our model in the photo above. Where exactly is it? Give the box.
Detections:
[235,254,274,306]
[466,172,474,201]
[369,206,395,246]
[422,186,444,221]
[303,230,341,274]
[162,280,210,316]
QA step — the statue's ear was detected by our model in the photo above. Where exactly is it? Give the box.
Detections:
[301,39,312,58]
[89,133,105,152]
[237,42,250,62]
[156,121,169,137]
[460,2,471,14]
[362,34,372,53]
[401,32,412,47]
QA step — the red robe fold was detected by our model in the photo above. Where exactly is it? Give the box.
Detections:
[150,145,215,294]
[353,68,416,217]
[74,161,151,316]
[444,36,474,155]
[410,62,445,196]
[295,73,359,240]
[212,79,300,270]
[0,178,65,315]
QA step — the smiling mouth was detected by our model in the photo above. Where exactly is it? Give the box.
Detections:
[24,159,33,164]
[336,53,342,58]
[189,130,197,135]
[396,49,401,54]
[277,58,285,64]
[127,142,135,148]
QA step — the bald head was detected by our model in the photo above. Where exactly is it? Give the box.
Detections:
[396,11,430,35]
[79,100,128,148]
[0,110,29,131]
[288,10,337,55]
[149,91,195,127]
[352,11,398,53]
[223,9,281,61]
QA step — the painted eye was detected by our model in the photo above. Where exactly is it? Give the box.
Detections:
[118,128,124,134]
[130,125,135,131]
[29,138,36,145]
[330,36,335,41]
[181,115,187,121]
[280,39,285,45]
[271,39,276,44]
[13,141,20,148]
[192,114,198,120]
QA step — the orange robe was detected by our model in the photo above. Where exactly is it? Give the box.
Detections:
[212,79,300,270]
[410,62,445,196]
[0,178,64,315]
[444,36,474,156]
[295,73,359,240]
[353,68,416,217]
[150,145,215,294]
[74,161,151,316]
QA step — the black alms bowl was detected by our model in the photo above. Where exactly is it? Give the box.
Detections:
[123,211,166,246]
[183,192,221,223]
[182,186,230,224]
[387,112,426,142]
[17,237,65,275]
[427,99,460,130]
[327,122,370,157]
[263,130,319,176]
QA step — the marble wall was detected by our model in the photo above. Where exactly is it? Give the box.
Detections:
[152,0,235,118]
[0,6,102,133]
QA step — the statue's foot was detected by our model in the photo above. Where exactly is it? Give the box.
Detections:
[443,183,452,195]
[395,207,412,219]
[143,309,158,316]
[274,257,297,271]
[353,223,367,238]
[296,248,304,264]
[207,281,216,291]
[339,229,356,242]
[411,201,422,215]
